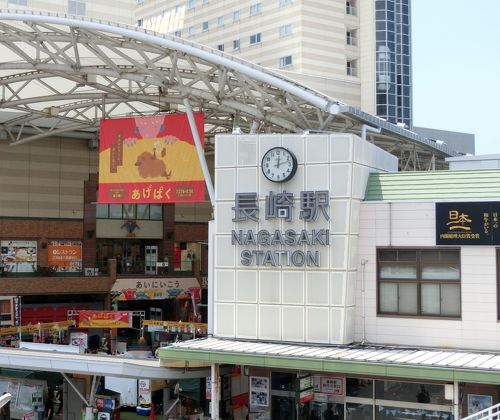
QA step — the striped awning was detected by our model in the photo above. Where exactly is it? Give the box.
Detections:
[158,337,500,384]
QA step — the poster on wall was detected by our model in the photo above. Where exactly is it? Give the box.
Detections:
[468,394,493,415]
[47,241,82,272]
[98,113,206,204]
[70,332,88,349]
[0,240,37,273]
[249,376,269,408]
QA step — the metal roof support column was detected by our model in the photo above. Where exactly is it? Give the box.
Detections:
[183,98,215,207]
[210,363,220,420]
[62,372,92,408]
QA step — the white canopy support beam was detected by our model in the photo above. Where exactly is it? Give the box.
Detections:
[0,393,11,409]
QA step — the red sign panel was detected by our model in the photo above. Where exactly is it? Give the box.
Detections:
[78,311,130,328]
[98,113,206,203]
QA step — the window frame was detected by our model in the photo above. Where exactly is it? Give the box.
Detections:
[279,55,292,68]
[377,248,461,318]
[279,23,293,37]
[250,2,262,16]
[233,39,240,50]
[68,0,86,16]
[249,32,262,45]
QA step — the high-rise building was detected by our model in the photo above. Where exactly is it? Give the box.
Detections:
[3,0,135,26]
[135,0,413,127]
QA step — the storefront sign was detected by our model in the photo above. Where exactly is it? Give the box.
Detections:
[78,311,131,328]
[314,376,344,396]
[47,241,82,272]
[298,389,314,404]
[232,191,330,267]
[98,113,206,204]
[436,202,500,245]
[111,277,200,301]
[0,240,37,273]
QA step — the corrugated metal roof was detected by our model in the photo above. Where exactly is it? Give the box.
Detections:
[159,337,500,384]
[364,169,500,201]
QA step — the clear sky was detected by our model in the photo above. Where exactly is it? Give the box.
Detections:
[412,0,500,155]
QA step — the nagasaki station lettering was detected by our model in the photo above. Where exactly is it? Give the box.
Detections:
[231,191,330,267]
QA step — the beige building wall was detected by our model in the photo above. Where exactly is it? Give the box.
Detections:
[3,0,135,25]
[0,138,98,219]
[135,0,373,109]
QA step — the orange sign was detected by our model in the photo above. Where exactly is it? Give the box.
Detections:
[47,243,82,270]
[78,311,131,328]
[98,113,206,203]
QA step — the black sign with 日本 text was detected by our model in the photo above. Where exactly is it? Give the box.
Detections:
[436,202,500,245]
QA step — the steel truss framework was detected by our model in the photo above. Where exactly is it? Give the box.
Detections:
[0,11,457,170]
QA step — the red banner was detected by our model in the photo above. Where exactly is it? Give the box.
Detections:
[78,311,131,328]
[98,113,206,203]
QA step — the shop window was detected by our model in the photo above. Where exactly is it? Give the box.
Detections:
[109,204,123,219]
[123,204,136,219]
[377,248,461,317]
[346,378,373,398]
[96,204,109,218]
[149,204,163,220]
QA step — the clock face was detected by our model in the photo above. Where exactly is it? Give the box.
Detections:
[261,147,297,182]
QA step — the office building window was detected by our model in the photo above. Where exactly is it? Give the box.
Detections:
[137,19,143,27]
[217,16,224,27]
[377,248,461,317]
[279,0,291,5]
[188,26,195,36]
[174,30,181,37]
[346,30,357,46]
[279,23,292,37]
[346,0,356,15]
[217,44,224,51]
[233,39,240,50]
[8,0,28,5]
[233,10,240,21]
[68,0,86,16]
[250,2,262,15]
[249,32,261,45]
[188,0,195,8]
[346,60,357,76]
[202,21,209,31]
[279,55,292,68]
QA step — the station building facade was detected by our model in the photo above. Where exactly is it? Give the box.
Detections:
[160,135,500,419]
[0,136,210,340]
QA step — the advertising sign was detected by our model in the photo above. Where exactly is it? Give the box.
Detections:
[98,113,206,204]
[138,379,151,405]
[70,332,88,349]
[436,202,500,245]
[0,240,37,273]
[47,241,82,272]
[78,311,131,328]
[12,296,21,327]
[111,277,200,301]
[313,376,344,396]
[249,376,269,408]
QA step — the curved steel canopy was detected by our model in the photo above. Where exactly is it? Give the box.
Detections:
[0,10,457,170]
